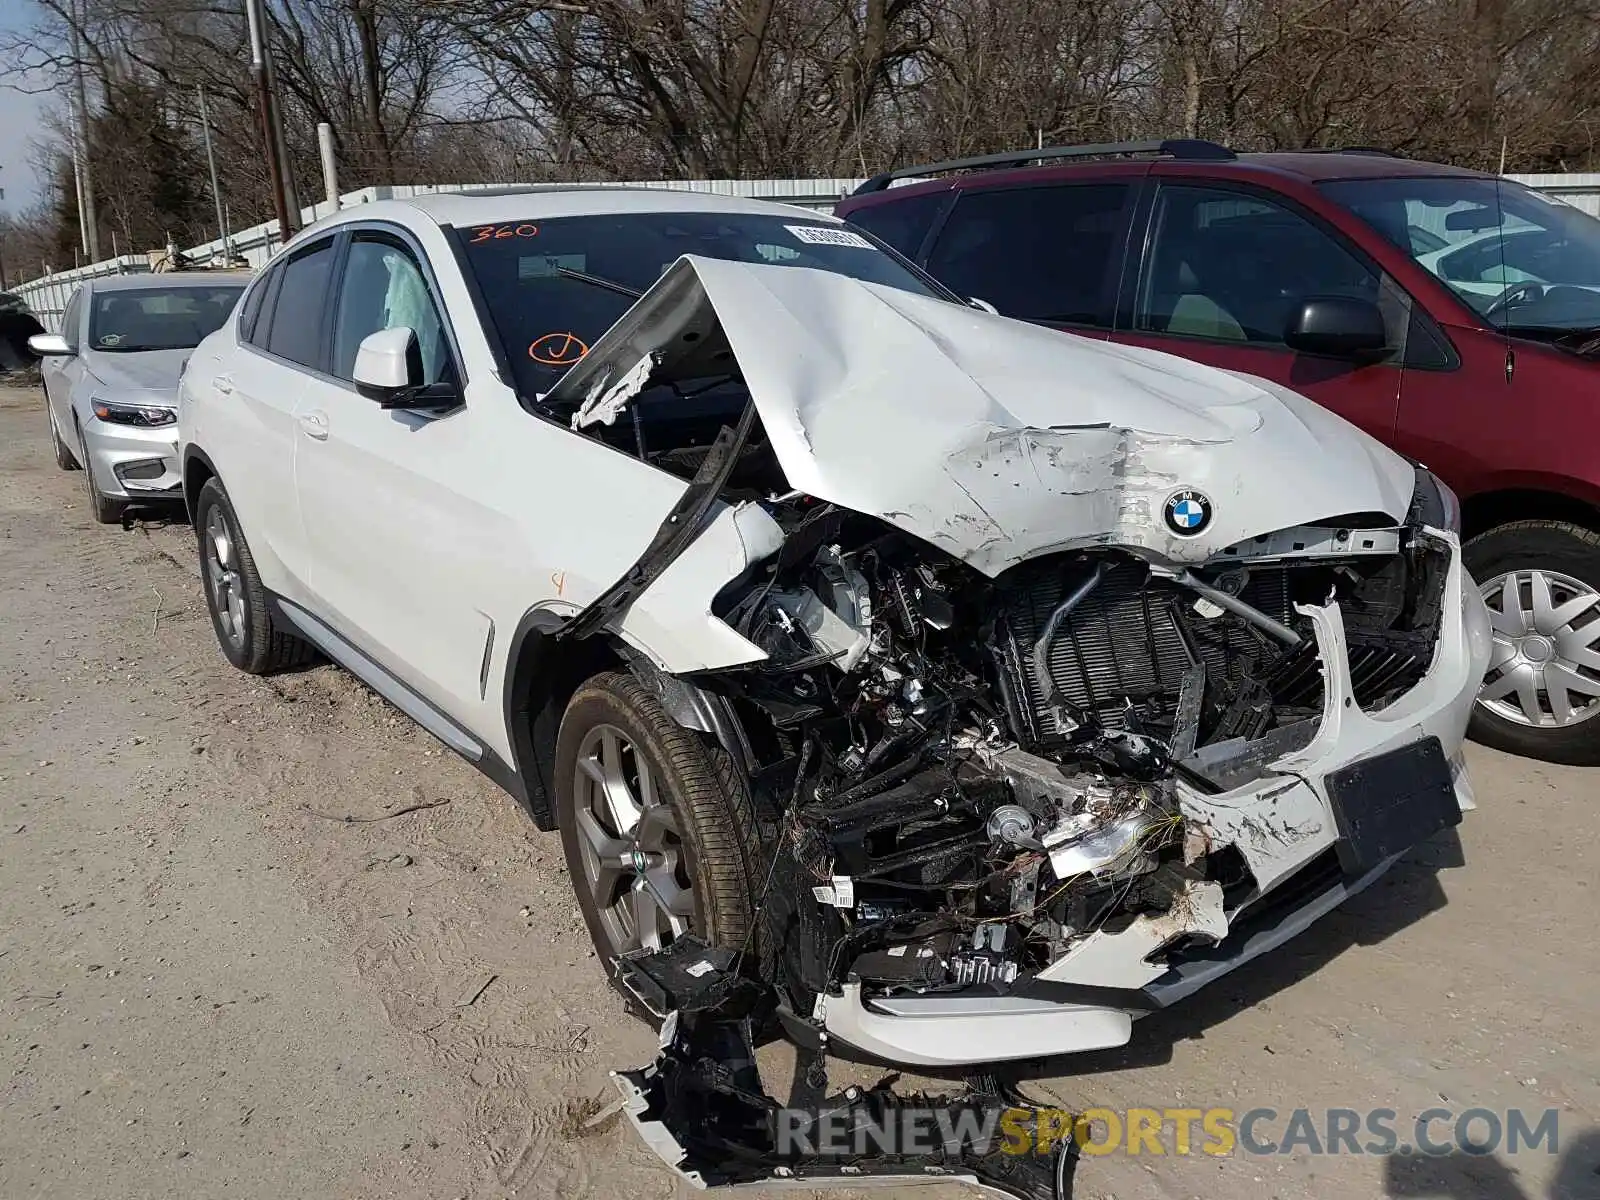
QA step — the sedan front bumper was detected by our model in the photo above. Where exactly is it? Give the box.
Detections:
[81,413,182,501]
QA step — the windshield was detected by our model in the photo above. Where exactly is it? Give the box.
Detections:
[1322,176,1600,336]
[456,211,951,395]
[89,284,245,352]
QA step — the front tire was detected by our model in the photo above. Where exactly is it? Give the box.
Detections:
[1466,519,1600,765]
[48,401,77,470]
[553,672,762,1011]
[193,477,312,674]
[76,421,124,524]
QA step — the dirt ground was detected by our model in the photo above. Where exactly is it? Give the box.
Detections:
[0,380,1596,1200]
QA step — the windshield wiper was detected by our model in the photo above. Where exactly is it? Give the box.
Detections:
[555,266,643,300]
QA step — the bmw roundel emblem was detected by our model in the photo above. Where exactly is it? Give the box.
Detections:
[1164,489,1213,536]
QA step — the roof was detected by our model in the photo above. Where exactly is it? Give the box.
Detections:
[87,271,254,293]
[842,148,1494,208]
[1233,152,1493,183]
[302,186,844,236]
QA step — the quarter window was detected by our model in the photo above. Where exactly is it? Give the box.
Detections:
[1136,185,1407,352]
[331,235,454,386]
[262,239,336,368]
[924,184,1131,327]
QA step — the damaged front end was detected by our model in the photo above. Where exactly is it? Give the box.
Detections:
[541,256,1489,1195]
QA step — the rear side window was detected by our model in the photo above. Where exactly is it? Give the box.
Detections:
[262,239,335,369]
[924,184,1131,327]
[843,192,948,259]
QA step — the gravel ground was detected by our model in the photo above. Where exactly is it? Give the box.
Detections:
[0,382,1595,1200]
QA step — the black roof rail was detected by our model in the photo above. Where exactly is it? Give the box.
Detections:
[1289,146,1405,158]
[852,138,1236,195]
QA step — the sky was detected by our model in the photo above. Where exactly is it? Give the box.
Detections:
[0,2,53,216]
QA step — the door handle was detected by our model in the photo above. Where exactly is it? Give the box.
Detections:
[212,374,234,396]
[298,410,329,441]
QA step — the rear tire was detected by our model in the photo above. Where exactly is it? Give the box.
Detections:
[1465,519,1600,765]
[193,477,313,674]
[553,671,762,1019]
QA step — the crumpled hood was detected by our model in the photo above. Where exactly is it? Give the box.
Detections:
[84,347,189,403]
[554,256,1415,576]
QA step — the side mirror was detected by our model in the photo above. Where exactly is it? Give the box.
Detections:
[352,327,456,410]
[28,332,72,357]
[1284,297,1389,359]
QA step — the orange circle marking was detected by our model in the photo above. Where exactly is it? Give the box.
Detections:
[528,332,589,366]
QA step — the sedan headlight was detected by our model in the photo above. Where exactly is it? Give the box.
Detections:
[1409,466,1461,534]
[91,398,177,428]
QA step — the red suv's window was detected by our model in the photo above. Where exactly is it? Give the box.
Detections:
[1136,185,1394,346]
[923,183,1131,328]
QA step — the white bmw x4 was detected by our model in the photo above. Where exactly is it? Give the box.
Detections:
[179,187,1491,1190]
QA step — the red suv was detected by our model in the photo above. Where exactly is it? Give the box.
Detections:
[837,139,1600,765]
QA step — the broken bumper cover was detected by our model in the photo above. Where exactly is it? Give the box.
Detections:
[817,538,1490,1068]
[612,1005,1075,1200]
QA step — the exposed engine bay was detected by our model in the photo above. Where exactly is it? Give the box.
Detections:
[695,498,1447,1016]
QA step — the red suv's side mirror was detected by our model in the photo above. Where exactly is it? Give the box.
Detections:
[1284,296,1389,359]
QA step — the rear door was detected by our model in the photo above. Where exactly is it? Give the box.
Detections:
[1112,178,1411,442]
[917,178,1141,338]
[221,235,338,599]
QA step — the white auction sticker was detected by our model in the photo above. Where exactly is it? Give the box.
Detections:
[786,224,872,249]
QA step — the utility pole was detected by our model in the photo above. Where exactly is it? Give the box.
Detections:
[197,85,231,258]
[68,0,100,261]
[69,109,90,257]
[246,0,293,245]
[317,122,339,211]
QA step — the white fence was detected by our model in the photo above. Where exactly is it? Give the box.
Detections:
[11,171,1600,333]
[9,177,863,332]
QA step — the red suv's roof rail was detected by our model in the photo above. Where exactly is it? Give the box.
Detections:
[852,138,1236,195]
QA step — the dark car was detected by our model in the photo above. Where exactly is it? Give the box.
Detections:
[0,291,45,371]
[837,140,1600,765]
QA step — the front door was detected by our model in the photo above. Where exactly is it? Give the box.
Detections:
[1111,180,1408,444]
[293,226,492,728]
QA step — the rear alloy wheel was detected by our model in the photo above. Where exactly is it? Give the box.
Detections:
[554,672,761,1014]
[193,477,313,674]
[76,421,124,524]
[1466,520,1600,765]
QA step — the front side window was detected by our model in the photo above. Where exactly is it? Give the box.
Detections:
[1136,184,1406,350]
[87,285,244,353]
[331,236,453,386]
[457,211,948,396]
[924,183,1131,327]
[1323,176,1600,338]
[62,289,84,347]
[262,240,336,368]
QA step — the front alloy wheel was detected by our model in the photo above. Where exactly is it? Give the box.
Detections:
[553,672,762,1020]
[571,723,694,954]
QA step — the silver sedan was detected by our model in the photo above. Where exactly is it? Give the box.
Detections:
[31,273,250,523]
